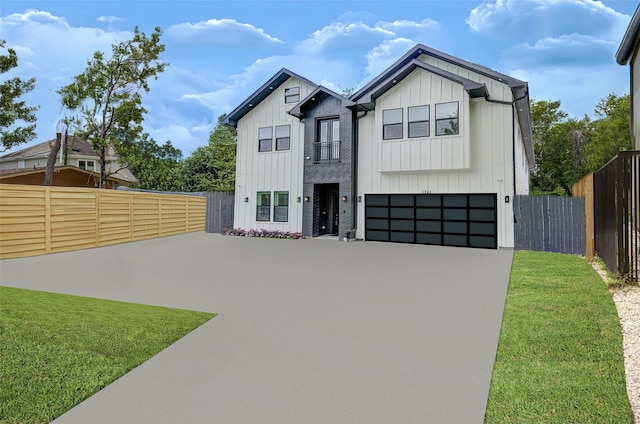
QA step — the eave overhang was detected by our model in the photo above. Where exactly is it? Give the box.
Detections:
[616,4,640,65]
[287,86,355,119]
[222,68,317,128]
[349,59,488,112]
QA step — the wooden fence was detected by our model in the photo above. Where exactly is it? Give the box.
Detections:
[513,195,586,255]
[205,192,235,234]
[0,184,206,259]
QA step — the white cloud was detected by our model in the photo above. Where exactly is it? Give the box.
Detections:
[361,38,416,84]
[297,21,395,54]
[502,34,619,68]
[467,0,629,41]
[166,19,283,48]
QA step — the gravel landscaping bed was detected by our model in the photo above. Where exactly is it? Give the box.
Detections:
[611,284,640,424]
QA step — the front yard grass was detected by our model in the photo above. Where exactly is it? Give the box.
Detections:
[484,251,632,423]
[0,286,215,424]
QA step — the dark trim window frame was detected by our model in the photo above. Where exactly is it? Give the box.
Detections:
[435,101,459,136]
[383,108,403,140]
[285,86,300,103]
[275,125,291,151]
[258,127,273,152]
[256,191,271,221]
[273,191,289,222]
[79,160,96,171]
[408,105,430,138]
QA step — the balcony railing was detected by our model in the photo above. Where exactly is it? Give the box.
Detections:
[313,141,340,162]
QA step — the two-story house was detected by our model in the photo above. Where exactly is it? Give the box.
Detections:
[223,44,534,249]
[0,137,137,188]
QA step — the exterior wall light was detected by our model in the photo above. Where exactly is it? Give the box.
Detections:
[358,196,362,203]
[297,197,301,203]
[304,196,310,202]
[342,195,348,202]
[244,197,249,203]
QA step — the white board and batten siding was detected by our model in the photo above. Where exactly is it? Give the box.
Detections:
[357,58,524,248]
[233,77,315,232]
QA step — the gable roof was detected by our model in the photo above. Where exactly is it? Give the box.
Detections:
[616,4,640,65]
[350,44,533,167]
[222,68,317,128]
[350,59,489,111]
[0,137,97,161]
[287,86,355,120]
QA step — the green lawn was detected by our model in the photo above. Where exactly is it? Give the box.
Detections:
[0,286,215,424]
[485,251,632,423]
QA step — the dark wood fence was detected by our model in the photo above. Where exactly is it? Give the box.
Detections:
[593,151,639,281]
[514,195,586,255]
[205,192,235,233]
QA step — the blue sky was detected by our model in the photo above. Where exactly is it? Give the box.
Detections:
[1,0,638,156]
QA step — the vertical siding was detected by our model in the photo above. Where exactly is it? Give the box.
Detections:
[233,77,315,232]
[356,62,517,248]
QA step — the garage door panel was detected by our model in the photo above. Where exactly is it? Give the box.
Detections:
[365,193,498,249]
[470,222,495,235]
[416,208,441,219]
[391,220,414,231]
[366,218,388,230]
[470,209,495,222]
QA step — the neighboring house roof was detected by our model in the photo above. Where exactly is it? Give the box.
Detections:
[616,4,640,65]
[0,165,134,187]
[350,43,533,167]
[0,137,138,183]
[0,137,96,160]
[287,86,355,120]
[222,68,317,128]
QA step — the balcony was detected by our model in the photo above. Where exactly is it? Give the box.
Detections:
[313,141,340,163]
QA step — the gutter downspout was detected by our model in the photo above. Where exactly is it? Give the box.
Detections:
[483,93,528,207]
[350,109,368,239]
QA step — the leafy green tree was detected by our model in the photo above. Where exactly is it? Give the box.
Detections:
[585,93,632,172]
[58,27,167,188]
[117,133,182,191]
[179,115,236,192]
[0,40,38,152]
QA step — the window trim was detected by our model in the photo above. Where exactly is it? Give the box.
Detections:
[256,191,271,222]
[435,101,460,136]
[258,127,273,152]
[273,191,289,222]
[408,105,430,138]
[285,86,300,104]
[382,108,403,140]
[275,125,291,151]
[78,159,96,171]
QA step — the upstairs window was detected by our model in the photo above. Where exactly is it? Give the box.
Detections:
[273,191,289,222]
[408,105,430,138]
[256,192,271,221]
[79,160,95,171]
[275,125,291,151]
[435,102,459,136]
[285,87,300,103]
[258,127,273,152]
[383,108,403,140]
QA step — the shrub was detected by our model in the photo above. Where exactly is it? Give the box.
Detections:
[222,228,305,239]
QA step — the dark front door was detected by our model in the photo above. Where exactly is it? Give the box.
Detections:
[314,184,339,236]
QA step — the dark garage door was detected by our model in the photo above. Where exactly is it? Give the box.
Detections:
[365,193,497,249]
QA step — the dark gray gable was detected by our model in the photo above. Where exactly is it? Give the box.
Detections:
[287,86,355,120]
[222,68,317,128]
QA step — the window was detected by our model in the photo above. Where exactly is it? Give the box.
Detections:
[383,108,403,140]
[79,160,95,171]
[316,118,340,161]
[258,127,273,152]
[276,125,291,151]
[285,87,300,103]
[17,160,25,168]
[273,191,289,222]
[435,102,459,136]
[408,105,430,138]
[256,192,271,221]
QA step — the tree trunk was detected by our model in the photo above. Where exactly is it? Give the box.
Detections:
[44,132,62,186]
[100,145,106,189]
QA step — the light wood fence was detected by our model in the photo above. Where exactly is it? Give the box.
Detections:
[0,184,206,259]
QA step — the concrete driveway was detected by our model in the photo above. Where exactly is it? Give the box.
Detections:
[0,232,513,423]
